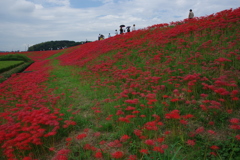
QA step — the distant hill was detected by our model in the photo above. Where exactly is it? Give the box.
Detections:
[28,40,91,51]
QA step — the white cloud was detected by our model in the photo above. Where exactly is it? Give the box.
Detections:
[10,0,36,13]
[0,0,240,51]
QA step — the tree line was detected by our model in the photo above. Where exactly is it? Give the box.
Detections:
[28,40,91,51]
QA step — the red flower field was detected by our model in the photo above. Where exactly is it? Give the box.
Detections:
[0,7,240,160]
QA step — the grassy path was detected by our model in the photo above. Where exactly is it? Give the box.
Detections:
[48,59,94,127]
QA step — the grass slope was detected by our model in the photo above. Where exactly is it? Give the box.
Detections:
[0,8,240,160]
[54,8,240,160]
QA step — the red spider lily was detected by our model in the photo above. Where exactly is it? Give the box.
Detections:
[195,127,205,134]
[132,110,140,114]
[125,99,139,104]
[230,118,239,124]
[156,121,164,126]
[157,137,165,143]
[186,140,196,146]
[125,106,136,110]
[214,57,231,62]
[162,95,169,98]
[210,152,217,156]
[144,139,155,146]
[182,114,194,119]
[120,135,131,142]
[116,110,125,115]
[118,117,131,123]
[76,133,87,140]
[210,145,220,150]
[94,152,103,158]
[84,144,96,151]
[65,137,72,146]
[152,114,161,121]
[207,130,216,135]
[200,93,208,98]
[170,98,179,102]
[108,140,122,148]
[140,135,148,139]
[229,125,240,130]
[127,155,137,160]
[134,129,142,136]
[111,151,124,159]
[144,121,158,130]
[99,140,107,145]
[165,110,180,119]
[52,149,70,160]
[164,131,171,135]
[23,157,36,160]
[140,149,149,154]
[153,146,164,153]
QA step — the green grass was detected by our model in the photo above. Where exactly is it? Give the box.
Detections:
[0,61,24,73]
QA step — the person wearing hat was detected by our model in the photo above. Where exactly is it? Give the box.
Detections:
[188,9,194,19]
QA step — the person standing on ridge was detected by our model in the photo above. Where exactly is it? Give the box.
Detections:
[127,26,130,32]
[120,27,123,34]
[188,9,194,19]
[108,33,111,38]
[132,24,136,31]
[98,34,101,40]
[115,29,118,35]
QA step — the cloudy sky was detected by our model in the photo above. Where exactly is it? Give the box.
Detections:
[0,0,239,51]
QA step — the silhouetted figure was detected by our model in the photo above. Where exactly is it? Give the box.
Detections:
[127,27,130,32]
[120,27,123,34]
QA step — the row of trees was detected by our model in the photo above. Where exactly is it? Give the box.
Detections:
[28,40,91,51]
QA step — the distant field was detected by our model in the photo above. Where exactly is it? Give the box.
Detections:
[0,61,24,73]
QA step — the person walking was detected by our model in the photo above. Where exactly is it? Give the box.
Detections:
[132,24,136,31]
[188,9,194,19]
[115,29,118,35]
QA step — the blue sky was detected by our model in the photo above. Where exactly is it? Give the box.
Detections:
[70,0,103,8]
[0,0,239,51]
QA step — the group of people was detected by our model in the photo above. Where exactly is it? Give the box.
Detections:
[98,24,136,40]
[117,24,136,35]
[98,9,194,41]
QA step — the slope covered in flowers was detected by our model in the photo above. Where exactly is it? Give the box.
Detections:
[57,8,240,160]
[0,8,240,160]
